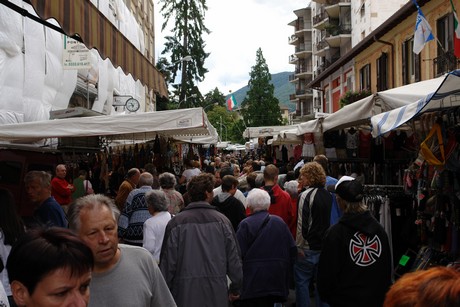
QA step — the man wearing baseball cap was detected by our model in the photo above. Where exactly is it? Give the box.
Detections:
[317,176,392,307]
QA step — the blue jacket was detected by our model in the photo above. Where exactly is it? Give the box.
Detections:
[236,211,297,301]
[33,196,67,228]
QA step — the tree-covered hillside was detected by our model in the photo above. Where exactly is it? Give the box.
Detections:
[226,71,295,112]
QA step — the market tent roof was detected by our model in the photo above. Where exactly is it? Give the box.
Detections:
[18,0,168,97]
[243,125,298,138]
[267,128,302,145]
[0,108,216,142]
[320,74,448,133]
[371,70,460,137]
[172,125,219,144]
[296,118,322,135]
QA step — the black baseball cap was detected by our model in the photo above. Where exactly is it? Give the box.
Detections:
[327,176,364,202]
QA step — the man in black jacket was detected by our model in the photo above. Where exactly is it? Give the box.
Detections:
[318,176,392,307]
[211,175,246,231]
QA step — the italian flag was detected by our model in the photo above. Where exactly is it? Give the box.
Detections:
[451,0,460,58]
[226,95,237,111]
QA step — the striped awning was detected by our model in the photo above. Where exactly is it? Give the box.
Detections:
[28,0,168,97]
[371,70,460,137]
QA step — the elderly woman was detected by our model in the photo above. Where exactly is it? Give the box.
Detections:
[142,190,172,263]
[235,189,296,307]
[159,172,184,214]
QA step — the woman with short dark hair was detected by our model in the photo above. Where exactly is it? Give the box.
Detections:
[7,227,93,307]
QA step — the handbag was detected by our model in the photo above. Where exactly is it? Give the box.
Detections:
[419,123,445,166]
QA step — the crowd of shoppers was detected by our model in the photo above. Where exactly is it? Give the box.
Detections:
[1,152,459,307]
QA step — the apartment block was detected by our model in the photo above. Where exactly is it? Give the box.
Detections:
[289,0,406,122]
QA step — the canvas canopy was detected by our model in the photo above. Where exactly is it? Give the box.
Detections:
[0,108,217,142]
[371,70,460,137]
[296,118,322,135]
[243,125,298,138]
[323,76,450,132]
[296,74,449,136]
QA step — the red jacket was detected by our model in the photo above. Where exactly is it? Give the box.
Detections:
[262,184,295,238]
[51,177,72,206]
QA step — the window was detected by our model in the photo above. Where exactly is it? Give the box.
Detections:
[346,75,353,90]
[402,38,420,85]
[359,64,371,90]
[435,13,458,76]
[360,1,365,18]
[376,53,388,91]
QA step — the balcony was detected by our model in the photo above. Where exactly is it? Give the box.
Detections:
[290,94,299,102]
[289,55,298,64]
[314,40,329,57]
[288,34,298,45]
[312,12,328,29]
[296,88,313,97]
[295,42,313,59]
[295,65,313,81]
[434,50,460,77]
[289,74,299,83]
[324,24,351,48]
[325,0,351,19]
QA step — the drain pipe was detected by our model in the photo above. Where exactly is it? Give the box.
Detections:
[373,36,394,89]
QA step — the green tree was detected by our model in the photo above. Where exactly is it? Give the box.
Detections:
[202,87,225,111]
[159,0,210,108]
[206,106,240,143]
[241,48,282,127]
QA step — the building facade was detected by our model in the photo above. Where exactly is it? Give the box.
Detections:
[289,0,407,121]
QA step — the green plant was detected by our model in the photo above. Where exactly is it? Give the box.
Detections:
[339,89,372,108]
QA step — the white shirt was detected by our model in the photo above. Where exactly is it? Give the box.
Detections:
[143,211,172,263]
[181,168,201,183]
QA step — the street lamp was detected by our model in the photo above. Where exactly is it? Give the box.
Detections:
[178,93,197,108]
[219,116,228,142]
[173,55,192,65]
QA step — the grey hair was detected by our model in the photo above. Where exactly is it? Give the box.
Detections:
[139,172,154,187]
[284,180,299,198]
[159,172,177,189]
[247,189,270,212]
[145,190,168,212]
[68,194,120,232]
[24,171,51,188]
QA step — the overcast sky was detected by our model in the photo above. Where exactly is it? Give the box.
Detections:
[154,0,310,95]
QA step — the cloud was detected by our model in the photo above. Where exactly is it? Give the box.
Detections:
[155,0,309,94]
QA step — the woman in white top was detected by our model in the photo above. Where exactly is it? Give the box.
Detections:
[143,190,172,263]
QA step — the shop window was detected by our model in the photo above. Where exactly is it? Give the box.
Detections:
[402,38,420,85]
[359,64,371,91]
[376,52,388,91]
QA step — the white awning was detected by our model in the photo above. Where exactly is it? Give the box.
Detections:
[296,118,322,135]
[319,74,449,133]
[243,125,298,138]
[0,108,217,142]
[371,70,460,136]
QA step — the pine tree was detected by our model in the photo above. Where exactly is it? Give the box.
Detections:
[241,48,282,126]
[159,0,210,108]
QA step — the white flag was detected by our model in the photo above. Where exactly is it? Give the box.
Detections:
[413,5,434,54]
